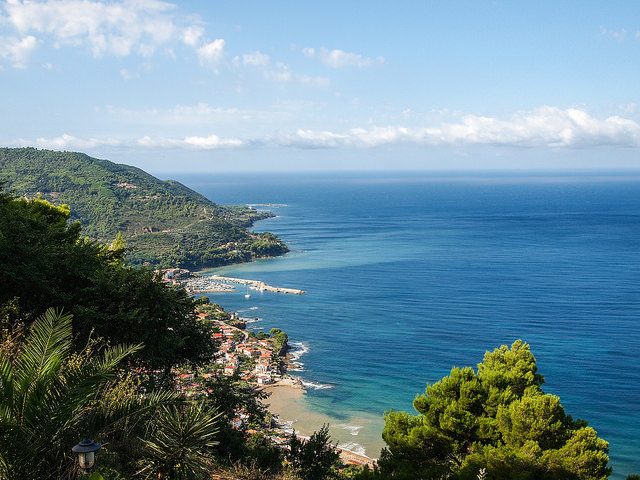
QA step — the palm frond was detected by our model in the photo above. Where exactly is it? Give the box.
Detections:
[0,355,15,422]
[138,403,221,480]
[14,308,71,397]
[0,308,176,480]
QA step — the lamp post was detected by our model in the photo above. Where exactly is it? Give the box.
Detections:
[73,438,101,473]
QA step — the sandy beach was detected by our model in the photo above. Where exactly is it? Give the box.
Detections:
[261,381,384,465]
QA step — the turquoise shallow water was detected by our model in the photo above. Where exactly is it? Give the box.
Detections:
[171,171,640,478]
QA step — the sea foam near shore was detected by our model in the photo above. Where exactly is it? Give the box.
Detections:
[287,341,308,371]
[262,383,383,459]
[286,343,333,388]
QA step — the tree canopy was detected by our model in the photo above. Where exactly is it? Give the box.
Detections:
[378,340,610,480]
[287,424,341,480]
[0,185,214,372]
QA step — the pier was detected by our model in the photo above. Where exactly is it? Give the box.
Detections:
[209,275,306,295]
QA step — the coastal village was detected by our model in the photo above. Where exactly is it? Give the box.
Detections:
[190,309,290,388]
[162,268,302,388]
[161,268,376,468]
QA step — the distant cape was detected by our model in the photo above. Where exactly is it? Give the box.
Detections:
[0,147,288,269]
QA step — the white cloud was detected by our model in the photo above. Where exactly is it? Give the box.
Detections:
[102,103,297,128]
[232,52,329,87]
[197,38,225,68]
[17,131,244,150]
[18,133,119,150]
[137,134,243,149]
[266,61,291,82]
[296,73,331,87]
[431,107,640,148]
[613,28,627,41]
[600,26,631,41]
[617,103,638,115]
[0,0,211,65]
[15,107,640,153]
[292,129,349,147]
[241,50,269,67]
[281,107,640,149]
[183,134,243,148]
[263,61,329,86]
[170,103,237,117]
[181,24,203,47]
[0,35,38,67]
[120,68,139,80]
[303,46,384,68]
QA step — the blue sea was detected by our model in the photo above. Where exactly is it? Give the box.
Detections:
[171,171,640,478]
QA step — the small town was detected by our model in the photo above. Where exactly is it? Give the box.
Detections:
[173,306,297,444]
[180,311,291,390]
[161,268,299,388]
[164,275,376,469]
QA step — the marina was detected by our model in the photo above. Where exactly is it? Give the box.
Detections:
[165,269,306,295]
[208,274,306,295]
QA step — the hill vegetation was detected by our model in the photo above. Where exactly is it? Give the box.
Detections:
[0,147,288,269]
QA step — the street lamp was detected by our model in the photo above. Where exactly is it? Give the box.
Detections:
[73,438,101,472]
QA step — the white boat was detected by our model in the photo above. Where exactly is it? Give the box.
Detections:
[244,285,251,299]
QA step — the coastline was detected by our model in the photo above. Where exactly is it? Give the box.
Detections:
[192,268,384,464]
[261,380,381,466]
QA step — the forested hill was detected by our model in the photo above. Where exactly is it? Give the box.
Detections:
[0,147,288,268]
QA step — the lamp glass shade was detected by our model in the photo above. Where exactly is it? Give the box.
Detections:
[78,451,95,470]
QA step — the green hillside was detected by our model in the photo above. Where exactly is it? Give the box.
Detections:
[0,147,288,268]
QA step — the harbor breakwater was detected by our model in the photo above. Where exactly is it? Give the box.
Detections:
[209,275,306,295]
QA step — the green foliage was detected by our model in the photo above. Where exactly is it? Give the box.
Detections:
[272,331,289,354]
[287,424,341,480]
[244,432,285,474]
[378,340,611,480]
[200,375,271,461]
[233,331,245,342]
[0,308,179,480]
[0,147,288,269]
[267,328,289,355]
[255,330,269,340]
[137,403,221,480]
[248,232,290,257]
[0,188,215,373]
[197,301,232,322]
[75,264,215,373]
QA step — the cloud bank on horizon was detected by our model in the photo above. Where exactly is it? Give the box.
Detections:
[18,106,640,151]
[1,0,640,171]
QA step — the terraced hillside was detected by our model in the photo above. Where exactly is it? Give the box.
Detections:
[0,147,288,268]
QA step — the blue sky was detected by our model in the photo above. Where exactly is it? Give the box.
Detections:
[1,0,640,173]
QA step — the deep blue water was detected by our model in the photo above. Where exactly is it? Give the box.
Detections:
[171,171,640,478]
